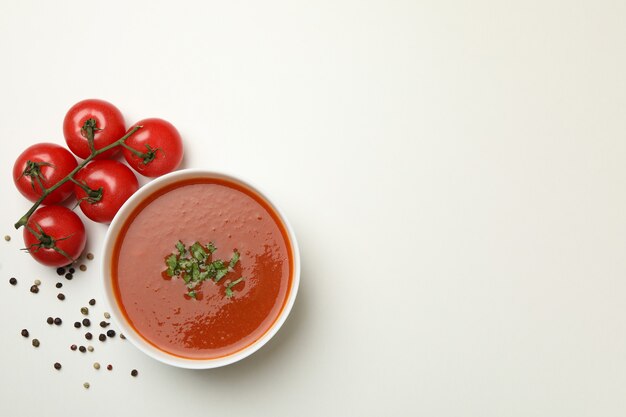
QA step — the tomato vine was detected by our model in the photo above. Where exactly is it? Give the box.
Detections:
[14,120,142,229]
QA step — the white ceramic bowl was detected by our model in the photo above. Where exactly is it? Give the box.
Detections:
[100,169,300,369]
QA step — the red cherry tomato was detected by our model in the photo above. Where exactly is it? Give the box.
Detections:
[23,206,86,267]
[12,143,78,205]
[74,160,139,223]
[63,99,125,159]
[122,118,183,177]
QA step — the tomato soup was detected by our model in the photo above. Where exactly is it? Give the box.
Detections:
[112,178,293,359]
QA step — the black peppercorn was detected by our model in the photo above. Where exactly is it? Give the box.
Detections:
[21,329,29,337]
[47,317,54,325]
[106,330,116,338]
[89,299,96,306]
[30,285,39,293]
[69,268,75,274]
[79,345,86,353]
[57,293,65,301]
[9,277,17,285]
[65,273,73,280]
[82,318,90,327]
[70,344,77,351]
[107,364,113,371]
[85,332,92,340]
[98,334,106,342]
[54,317,62,325]
[100,321,109,328]
[32,339,40,347]
[55,282,62,288]
[54,362,61,370]
[131,369,138,377]
[74,321,81,328]
[56,267,66,276]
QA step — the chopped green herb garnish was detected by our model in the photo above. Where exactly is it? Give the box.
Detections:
[206,242,217,254]
[165,254,178,276]
[191,261,200,280]
[229,250,240,269]
[225,277,245,299]
[215,268,228,282]
[190,242,208,262]
[176,240,186,256]
[211,259,225,269]
[211,260,228,282]
[164,241,246,299]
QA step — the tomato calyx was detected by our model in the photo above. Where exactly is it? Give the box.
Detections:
[70,177,103,204]
[141,144,163,165]
[18,160,54,192]
[23,222,76,262]
[121,142,163,165]
[80,118,102,154]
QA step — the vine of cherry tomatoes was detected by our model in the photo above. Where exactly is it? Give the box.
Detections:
[12,99,184,267]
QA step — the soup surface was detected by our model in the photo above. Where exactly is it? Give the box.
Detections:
[112,178,292,359]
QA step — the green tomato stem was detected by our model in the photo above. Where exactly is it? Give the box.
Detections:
[81,118,99,155]
[69,177,103,201]
[120,141,146,158]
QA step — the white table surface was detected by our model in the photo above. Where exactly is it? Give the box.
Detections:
[1,1,625,416]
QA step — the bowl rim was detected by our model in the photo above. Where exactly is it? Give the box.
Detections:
[100,168,300,369]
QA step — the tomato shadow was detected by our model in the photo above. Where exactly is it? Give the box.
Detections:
[162,250,311,384]
[177,148,190,172]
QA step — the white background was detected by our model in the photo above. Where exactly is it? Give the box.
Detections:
[1,1,625,416]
